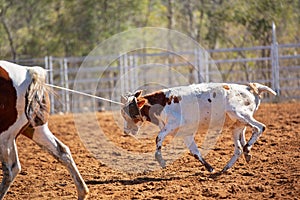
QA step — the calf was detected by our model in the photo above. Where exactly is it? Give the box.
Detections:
[0,61,88,199]
[121,82,276,173]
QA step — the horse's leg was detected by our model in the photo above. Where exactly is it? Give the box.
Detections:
[28,124,89,200]
[0,138,21,200]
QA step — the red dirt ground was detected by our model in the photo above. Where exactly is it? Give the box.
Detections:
[2,102,300,199]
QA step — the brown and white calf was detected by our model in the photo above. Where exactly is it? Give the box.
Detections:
[0,61,88,199]
[121,82,276,173]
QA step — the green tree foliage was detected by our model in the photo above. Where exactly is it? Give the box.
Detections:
[0,0,298,60]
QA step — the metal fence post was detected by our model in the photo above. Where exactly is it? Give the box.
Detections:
[119,54,124,95]
[133,55,138,90]
[129,55,135,91]
[123,54,129,93]
[197,48,205,83]
[59,59,66,112]
[63,58,70,112]
[271,22,280,96]
[204,51,209,83]
[194,49,199,83]
[46,56,55,113]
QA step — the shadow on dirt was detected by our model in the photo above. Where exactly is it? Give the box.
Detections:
[85,171,227,186]
[86,176,181,186]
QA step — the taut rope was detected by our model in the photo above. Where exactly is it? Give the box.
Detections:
[46,83,124,106]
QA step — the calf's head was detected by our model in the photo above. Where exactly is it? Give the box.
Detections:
[120,90,147,135]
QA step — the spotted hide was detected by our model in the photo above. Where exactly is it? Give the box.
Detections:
[121,83,276,173]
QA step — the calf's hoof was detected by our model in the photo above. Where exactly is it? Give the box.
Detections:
[204,163,214,173]
[220,166,230,173]
[244,154,252,163]
[159,160,166,168]
[155,152,166,168]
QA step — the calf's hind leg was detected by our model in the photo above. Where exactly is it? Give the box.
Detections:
[239,126,252,163]
[243,119,266,161]
[221,122,246,173]
[28,124,89,200]
[222,111,266,172]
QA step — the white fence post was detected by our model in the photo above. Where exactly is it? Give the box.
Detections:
[123,54,129,93]
[119,54,124,95]
[271,22,280,96]
[198,49,203,83]
[196,48,208,83]
[129,55,135,91]
[133,55,138,90]
[59,59,66,112]
[63,58,70,112]
[194,49,199,83]
[204,51,209,83]
[46,56,55,113]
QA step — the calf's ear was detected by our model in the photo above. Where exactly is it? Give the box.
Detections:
[134,90,143,98]
[121,95,127,103]
[137,99,147,109]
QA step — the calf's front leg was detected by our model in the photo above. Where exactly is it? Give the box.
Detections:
[184,136,214,172]
[155,126,179,168]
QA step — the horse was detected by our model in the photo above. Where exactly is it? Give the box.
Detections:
[0,61,88,199]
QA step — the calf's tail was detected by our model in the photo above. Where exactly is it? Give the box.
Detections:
[248,82,277,98]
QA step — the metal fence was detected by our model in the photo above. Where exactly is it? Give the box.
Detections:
[14,28,300,114]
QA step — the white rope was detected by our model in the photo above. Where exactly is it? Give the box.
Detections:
[46,83,124,106]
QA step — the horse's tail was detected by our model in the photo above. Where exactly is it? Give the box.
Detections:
[25,67,51,127]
